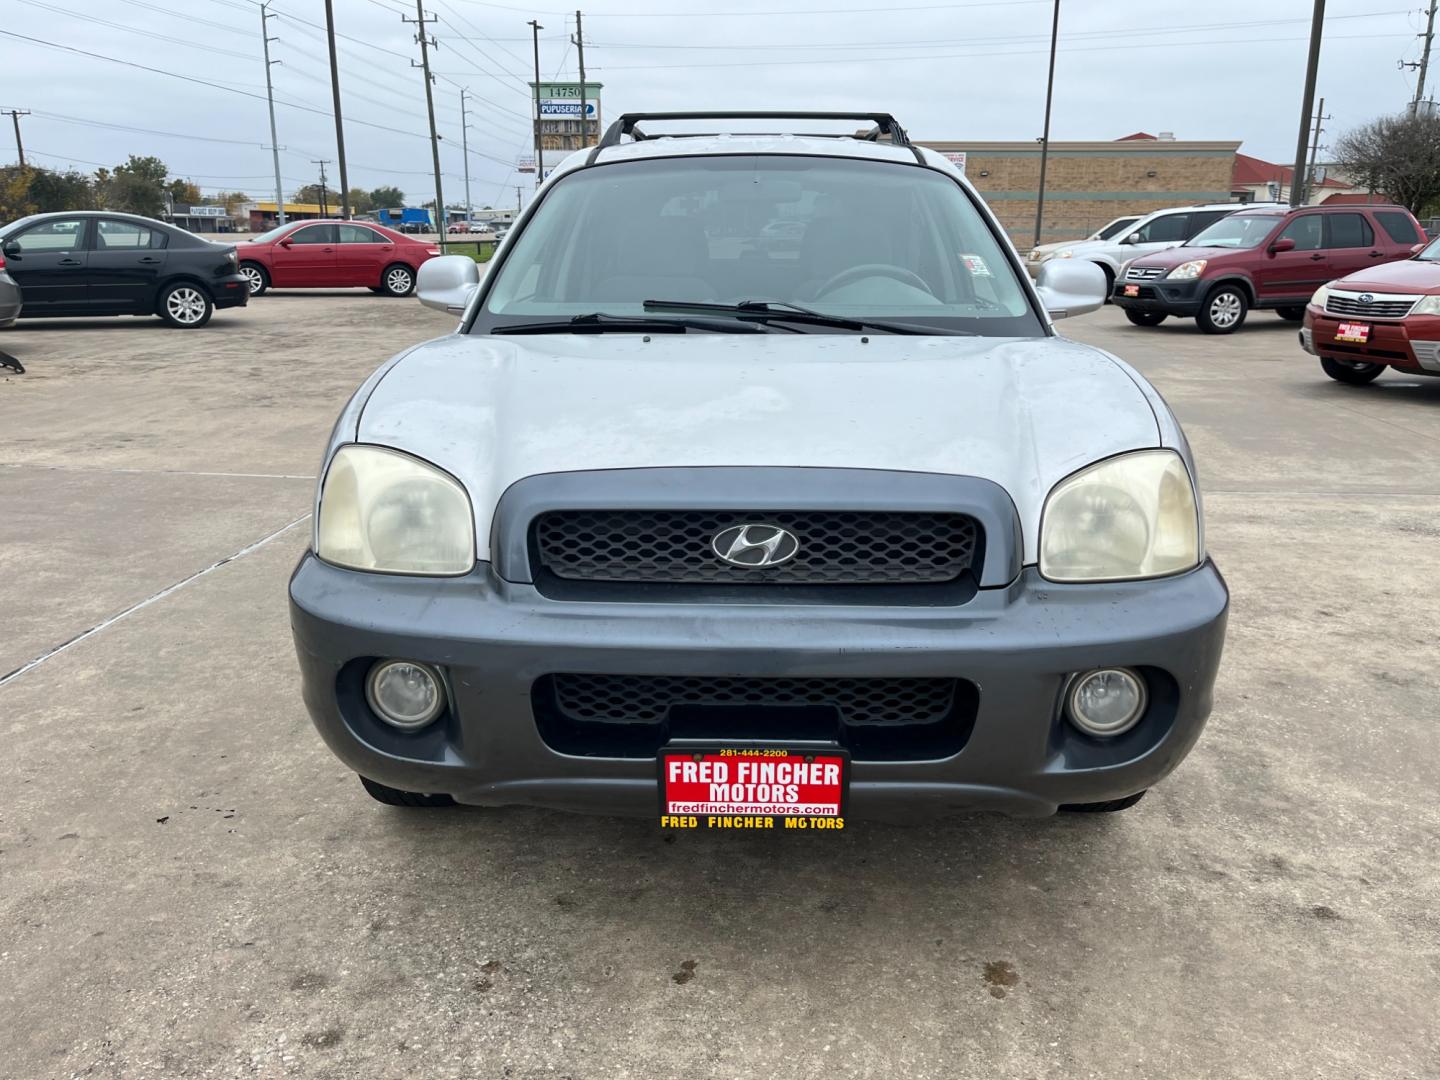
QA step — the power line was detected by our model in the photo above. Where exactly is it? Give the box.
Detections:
[16,0,261,60]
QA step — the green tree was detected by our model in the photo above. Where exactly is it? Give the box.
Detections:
[212,190,251,216]
[346,188,374,214]
[97,155,169,217]
[369,185,406,209]
[0,165,95,218]
[292,183,339,210]
[167,178,202,206]
[1332,111,1440,214]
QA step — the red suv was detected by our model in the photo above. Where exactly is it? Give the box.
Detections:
[235,219,441,298]
[1112,204,1424,334]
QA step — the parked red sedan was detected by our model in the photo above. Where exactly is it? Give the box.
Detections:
[1301,235,1440,385]
[235,220,440,298]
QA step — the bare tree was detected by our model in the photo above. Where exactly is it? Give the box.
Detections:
[1332,112,1440,213]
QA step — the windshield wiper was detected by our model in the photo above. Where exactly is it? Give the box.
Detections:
[492,311,770,335]
[643,298,976,336]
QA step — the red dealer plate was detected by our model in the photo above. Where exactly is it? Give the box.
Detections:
[1123,284,1140,297]
[1335,322,1371,343]
[658,747,848,828]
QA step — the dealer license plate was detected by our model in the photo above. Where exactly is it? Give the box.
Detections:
[1335,322,1371,343]
[658,746,848,831]
[1123,284,1140,297]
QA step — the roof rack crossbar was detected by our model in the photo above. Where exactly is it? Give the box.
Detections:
[596,111,910,151]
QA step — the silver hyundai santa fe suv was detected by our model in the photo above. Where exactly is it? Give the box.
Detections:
[289,112,1228,826]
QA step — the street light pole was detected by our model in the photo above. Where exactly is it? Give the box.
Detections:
[529,20,544,189]
[322,0,351,219]
[1290,0,1326,207]
[1032,0,1060,249]
[460,87,472,226]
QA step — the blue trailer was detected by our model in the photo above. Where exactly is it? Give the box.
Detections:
[376,207,433,233]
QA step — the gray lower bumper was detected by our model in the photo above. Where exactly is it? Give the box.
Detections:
[289,554,1228,821]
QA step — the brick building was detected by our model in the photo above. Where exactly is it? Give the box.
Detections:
[919,134,1242,243]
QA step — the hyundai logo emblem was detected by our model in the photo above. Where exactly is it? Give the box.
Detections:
[1358,293,1374,304]
[711,523,800,568]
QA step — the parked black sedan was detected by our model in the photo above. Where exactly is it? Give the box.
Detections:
[0,212,248,328]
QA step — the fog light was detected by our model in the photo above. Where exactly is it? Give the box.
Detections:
[366,660,444,730]
[1066,668,1146,737]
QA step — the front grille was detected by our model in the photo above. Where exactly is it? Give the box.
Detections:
[1126,265,1166,280]
[532,673,978,760]
[551,673,958,727]
[1325,294,1416,319]
[533,509,979,585]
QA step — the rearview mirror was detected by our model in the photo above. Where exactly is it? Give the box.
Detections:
[1268,237,1296,254]
[417,254,481,316]
[1035,258,1106,320]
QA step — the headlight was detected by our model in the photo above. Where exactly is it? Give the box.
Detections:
[1311,283,1331,307]
[1167,259,1207,279]
[1040,450,1200,583]
[1410,294,1440,315]
[316,444,474,575]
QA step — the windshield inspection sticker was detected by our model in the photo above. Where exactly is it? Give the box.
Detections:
[659,748,847,830]
[961,254,992,276]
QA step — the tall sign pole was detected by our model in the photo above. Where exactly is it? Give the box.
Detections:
[1032,0,1060,248]
[529,20,544,188]
[322,0,351,219]
[259,2,286,224]
[1290,0,1326,207]
[573,10,588,148]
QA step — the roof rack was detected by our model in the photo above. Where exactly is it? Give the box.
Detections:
[595,111,912,151]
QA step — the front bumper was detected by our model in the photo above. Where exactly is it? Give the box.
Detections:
[1301,306,1440,374]
[1111,275,1204,317]
[290,553,1229,821]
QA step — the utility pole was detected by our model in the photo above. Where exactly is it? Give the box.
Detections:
[1414,0,1438,115]
[460,87,472,226]
[312,159,331,217]
[529,19,544,188]
[573,10,589,149]
[2,108,28,167]
[1290,0,1325,208]
[259,3,286,224]
[515,185,523,216]
[405,2,446,236]
[322,0,351,219]
[1301,97,1329,205]
[1032,0,1060,248]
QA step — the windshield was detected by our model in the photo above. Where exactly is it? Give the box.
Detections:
[1186,213,1282,249]
[1094,217,1138,241]
[474,155,1041,336]
[249,224,292,244]
[1417,235,1440,260]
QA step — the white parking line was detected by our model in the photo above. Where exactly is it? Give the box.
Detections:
[0,514,312,688]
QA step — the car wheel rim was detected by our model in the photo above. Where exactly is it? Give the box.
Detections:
[1209,293,1241,327]
[388,268,412,293]
[240,268,263,293]
[167,287,206,323]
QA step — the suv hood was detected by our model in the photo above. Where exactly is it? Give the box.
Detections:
[355,333,1162,565]
[1334,258,1440,294]
[1127,245,1236,270]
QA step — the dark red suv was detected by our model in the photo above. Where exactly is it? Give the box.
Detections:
[1111,204,1424,334]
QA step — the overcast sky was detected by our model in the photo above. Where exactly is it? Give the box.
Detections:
[0,0,1427,207]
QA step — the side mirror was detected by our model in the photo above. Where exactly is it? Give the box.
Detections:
[1268,237,1296,254]
[1035,258,1106,320]
[1411,242,1427,255]
[2,239,20,258]
[1120,232,1142,245]
[417,254,481,316]
[278,237,293,248]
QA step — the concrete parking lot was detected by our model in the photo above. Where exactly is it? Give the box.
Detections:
[2,295,1437,1079]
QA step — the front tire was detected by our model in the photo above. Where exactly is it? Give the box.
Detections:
[1124,309,1167,327]
[1099,263,1115,303]
[380,262,416,297]
[1197,285,1247,334]
[360,776,456,807]
[238,262,269,297]
[1276,305,1305,322]
[158,282,213,328]
[1321,356,1385,385]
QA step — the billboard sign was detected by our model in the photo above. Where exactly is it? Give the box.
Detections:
[533,81,602,101]
[186,205,227,217]
[943,151,966,175]
[516,154,536,174]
